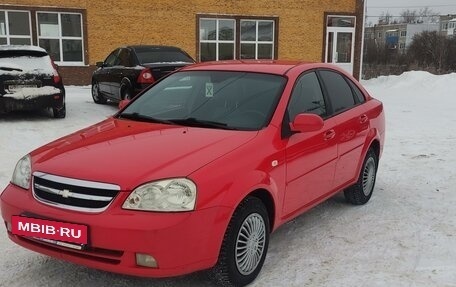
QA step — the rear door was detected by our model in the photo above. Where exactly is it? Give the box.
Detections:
[317,69,369,190]
[108,48,135,99]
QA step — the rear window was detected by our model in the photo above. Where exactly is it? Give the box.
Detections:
[135,50,194,64]
[0,51,54,75]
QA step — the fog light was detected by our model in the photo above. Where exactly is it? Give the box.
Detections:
[136,253,158,268]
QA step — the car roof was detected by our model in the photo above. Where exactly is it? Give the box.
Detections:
[180,60,341,76]
[127,45,184,52]
[0,45,47,53]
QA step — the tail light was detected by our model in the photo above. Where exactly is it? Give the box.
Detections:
[137,68,155,84]
[50,59,61,84]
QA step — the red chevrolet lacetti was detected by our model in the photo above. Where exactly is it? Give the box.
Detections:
[1,61,385,287]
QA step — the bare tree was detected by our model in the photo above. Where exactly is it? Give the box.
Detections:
[418,7,438,23]
[378,12,392,25]
[400,9,418,23]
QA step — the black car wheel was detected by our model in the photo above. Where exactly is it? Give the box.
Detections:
[211,196,270,287]
[344,148,378,205]
[92,81,107,104]
[121,85,133,101]
[52,104,66,119]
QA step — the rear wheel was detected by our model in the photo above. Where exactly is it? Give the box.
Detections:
[52,104,66,118]
[121,85,133,101]
[92,80,107,104]
[344,148,378,205]
[211,196,269,287]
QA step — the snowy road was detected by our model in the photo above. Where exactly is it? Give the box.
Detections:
[1,73,456,287]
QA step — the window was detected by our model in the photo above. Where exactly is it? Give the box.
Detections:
[347,80,366,104]
[104,49,120,67]
[37,12,84,65]
[118,48,134,67]
[287,72,327,121]
[0,10,32,45]
[199,18,235,61]
[399,43,405,49]
[400,31,407,37]
[240,20,274,59]
[198,15,277,62]
[318,70,355,114]
[378,32,382,38]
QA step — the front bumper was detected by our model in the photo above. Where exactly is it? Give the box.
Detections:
[0,93,64,113]
[1,183,231,277]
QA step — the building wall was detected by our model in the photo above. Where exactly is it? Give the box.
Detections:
[3,0,362,83]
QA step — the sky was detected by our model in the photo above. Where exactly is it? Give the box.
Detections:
[366,0,456,24]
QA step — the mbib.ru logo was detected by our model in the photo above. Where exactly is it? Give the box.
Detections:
[12,216,87,244]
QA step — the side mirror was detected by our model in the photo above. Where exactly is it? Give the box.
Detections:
[118,99,130,110]
[290,113,324,133]
[96,61,105,68]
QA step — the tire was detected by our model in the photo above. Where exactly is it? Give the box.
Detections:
[92,80,107,104]
[121,85,133,101]
[344,148,378,205]
[211,196,270,287]
[52,103,66,119]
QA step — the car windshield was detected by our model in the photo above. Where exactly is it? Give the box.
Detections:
[118,71,286,131]
[136,50,194,64]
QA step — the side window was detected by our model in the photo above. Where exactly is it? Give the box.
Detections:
[347,80,366,104]
[318,70,355,114]
[118,49,133,67]
[287,72,327,122]
[104,49,120,67]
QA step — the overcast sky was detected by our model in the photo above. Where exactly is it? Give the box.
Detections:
[366,0,456,24]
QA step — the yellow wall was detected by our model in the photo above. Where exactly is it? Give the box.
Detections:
[5,0,356,64]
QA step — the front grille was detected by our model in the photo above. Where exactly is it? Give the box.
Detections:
[32,172,120,213]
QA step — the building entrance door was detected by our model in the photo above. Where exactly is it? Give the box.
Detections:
[325,16,356,75]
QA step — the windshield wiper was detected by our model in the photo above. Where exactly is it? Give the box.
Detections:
[167,117,238,130]
[0,66,23,72]
[118,112,175,124]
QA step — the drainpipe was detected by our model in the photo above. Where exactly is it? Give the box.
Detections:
[360,0,367,80]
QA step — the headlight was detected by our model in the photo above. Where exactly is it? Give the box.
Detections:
[122,178,197,212]
[11,155,32,189]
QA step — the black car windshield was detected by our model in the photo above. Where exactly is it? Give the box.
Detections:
[136,50,194,64]
[118,71,287,131]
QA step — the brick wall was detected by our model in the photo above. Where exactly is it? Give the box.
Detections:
[3,0,363,83]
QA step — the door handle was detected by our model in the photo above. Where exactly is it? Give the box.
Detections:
[359,114,368,124]
[324,129,336,140]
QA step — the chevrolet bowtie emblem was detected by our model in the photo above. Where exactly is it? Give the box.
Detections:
[61,189,71,198]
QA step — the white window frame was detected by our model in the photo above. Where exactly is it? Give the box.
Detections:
[240,19,275,60]
[36,11,84,66]
[199,18,236,61]
[400,31,407,37]
[0,9,32,45]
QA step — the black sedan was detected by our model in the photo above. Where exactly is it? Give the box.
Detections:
[0,45,66,118]
[91,45,195,104]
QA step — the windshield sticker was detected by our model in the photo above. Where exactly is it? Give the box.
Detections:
[205,83,214,97]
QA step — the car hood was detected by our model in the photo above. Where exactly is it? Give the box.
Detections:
[31,118,257,190]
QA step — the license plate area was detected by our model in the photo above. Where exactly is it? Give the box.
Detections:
[8,84,38,92]
[31,237,85,250]
[11,216,88,248]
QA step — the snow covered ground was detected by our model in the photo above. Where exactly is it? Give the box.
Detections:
[1,72,455,287]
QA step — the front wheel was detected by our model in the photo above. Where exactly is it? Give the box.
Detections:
[92,81,107,104]
[344,148,378,205]
[211,196,270,287]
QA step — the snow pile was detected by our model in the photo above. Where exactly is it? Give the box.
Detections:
[0,72,455,286]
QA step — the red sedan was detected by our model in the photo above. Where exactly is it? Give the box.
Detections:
[1,61,385,287]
